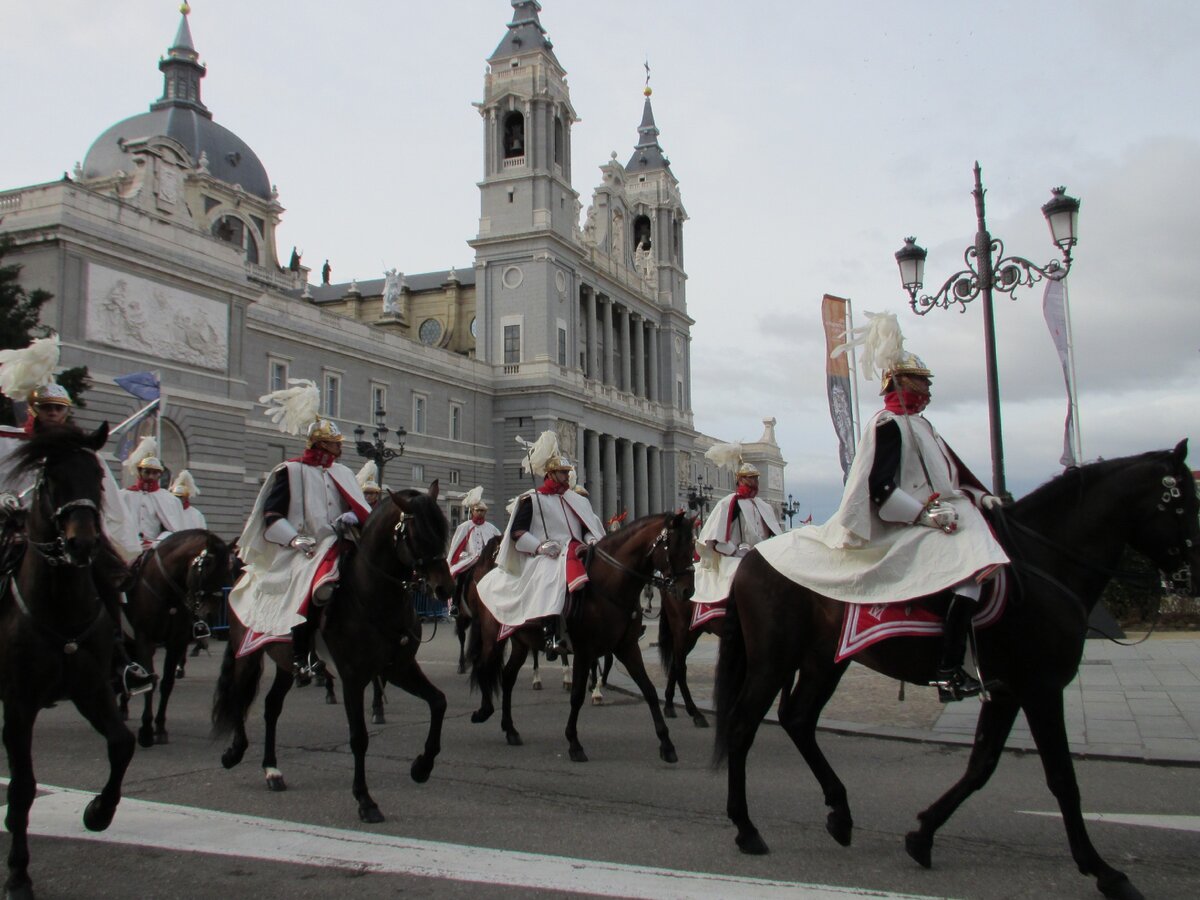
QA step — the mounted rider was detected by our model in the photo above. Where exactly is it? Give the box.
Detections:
[692,442,783,606]
[355,460,384,509]
[169,469,207,530]
[123,437,187,548]
[228,379,369,683]
[447,485,500,617]
[754,312,1010,701]
[477,430,606,659]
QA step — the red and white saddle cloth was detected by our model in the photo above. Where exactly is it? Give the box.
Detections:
[834,568,1008,663]
[689,599,726,631]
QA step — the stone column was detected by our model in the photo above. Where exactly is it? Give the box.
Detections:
[586,429,601,502]
[631,315,645,398]
[647,323,660,403]
[585,286,598,381]
[602,298,615,387]
[620,439,635,519]
[634,442,649,517]
[647,446,662,513]
[619,306,632,392]
[602,434,618,522]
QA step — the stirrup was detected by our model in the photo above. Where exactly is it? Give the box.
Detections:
[192,620,211,640]
[123,663,156,697]
[293,659,312,687]
[933,668,983,703]
[312,582,335,607]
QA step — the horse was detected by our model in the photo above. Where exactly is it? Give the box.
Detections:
[658,567,724,727]
[0,425,136,899]
[122,529,233,747]
[213,482,453,822]
[713,442,1199,900]
[468,511,694,763]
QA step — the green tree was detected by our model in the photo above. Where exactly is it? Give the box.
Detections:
[0,236,90,425]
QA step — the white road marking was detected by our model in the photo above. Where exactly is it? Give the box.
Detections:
[12,780,947,899]
[1020,811,1200,833]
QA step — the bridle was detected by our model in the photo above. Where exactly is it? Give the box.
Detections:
[588,517,696,598]
[141,541,224,618]
[390,509,448,591]
[1155,473,1196,594]
[27,463,102,568]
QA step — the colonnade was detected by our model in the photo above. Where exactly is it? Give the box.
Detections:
[579,285,661,402]
[576,425,666,523]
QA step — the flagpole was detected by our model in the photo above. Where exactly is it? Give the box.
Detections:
[155,370,163,462]
[109,398,161,437]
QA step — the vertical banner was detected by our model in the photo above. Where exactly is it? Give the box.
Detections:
[821,294,856,478]
[1042,277,1080,467]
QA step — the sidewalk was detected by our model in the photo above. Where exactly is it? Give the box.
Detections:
[604,630,1200,766]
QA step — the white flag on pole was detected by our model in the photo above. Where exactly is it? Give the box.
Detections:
[1042,277,1079,467]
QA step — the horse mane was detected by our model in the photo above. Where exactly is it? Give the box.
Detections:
[1013,449,1173,517]
[598,512,671,552]
[12,425,102,478]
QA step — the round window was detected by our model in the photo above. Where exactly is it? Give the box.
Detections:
[419,318,443,346]
[469,316,477,338]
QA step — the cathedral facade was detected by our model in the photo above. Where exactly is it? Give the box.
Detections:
[0,2,785,538]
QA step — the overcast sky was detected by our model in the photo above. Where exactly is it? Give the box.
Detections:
[5,1,1198,518]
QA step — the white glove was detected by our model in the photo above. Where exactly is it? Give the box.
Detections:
[290,535,318,557]
[0,492,20,515]
[586,535,599,546]
[734,543,751,558]
[918,499,959,534]
[335,511,360,528]
[537,540,562,559]
[981,494,1003,511]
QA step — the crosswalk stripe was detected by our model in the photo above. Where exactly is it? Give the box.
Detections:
[1020,810,1200,833]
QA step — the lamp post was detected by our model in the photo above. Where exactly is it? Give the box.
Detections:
[353,408,407,484]
[780,493,801,529]
[686,474,714,518]
[896,162,1080,503]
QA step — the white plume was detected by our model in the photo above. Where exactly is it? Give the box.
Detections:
[0,335,60,399]
[259,378,320,435]
[169,469,199,497]
[461,485,483,510]
[124,436,158,476]
[505,495,519,516]
[833,311,905,381]
[517,430,559,477]
[355,460,379,489]
[705,441,743,473]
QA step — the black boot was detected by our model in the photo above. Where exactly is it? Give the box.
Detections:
[542,615,571,661]
[933,596,983,702]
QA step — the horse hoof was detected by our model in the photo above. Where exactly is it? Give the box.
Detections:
[470,709,493,724]
[904,831,932,869]
[663,704,676,719]
[736,830,769,855]
[532,681,543,691]
[660,745,678,764]
[359,803,386,824]
[825,810,853,847]
[371,711,386,725]
[137,729,155,749]
[591,696,603,706]
[82,796,116,832]
[692,713,709,728]
[569,748,588,763]
[5,878,34,900]
[1098,873,1144,900]
[265,774,287,792]
[221,747,244,769]
[154,732,170,745]
[175,666,186,679]
[457,663,466,675]
[410,755,434,784]
[505,731,523,747]
[325,694,338,706]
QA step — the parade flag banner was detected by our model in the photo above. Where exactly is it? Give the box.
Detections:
[114,371,161,402]
[1042,277,1080,467]
[821,294,856,477]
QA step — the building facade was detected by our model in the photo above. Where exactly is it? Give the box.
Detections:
[0,2,785,539]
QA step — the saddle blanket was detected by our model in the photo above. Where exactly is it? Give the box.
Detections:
[834,569,1008,663]
[689,599,726,631]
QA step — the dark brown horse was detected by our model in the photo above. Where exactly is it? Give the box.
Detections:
[657,561,723,727]
[213,482,453,822]
[0,425,136,899]
[468,511,694,763]
[123,529,232,746]
[713,442,1199,900]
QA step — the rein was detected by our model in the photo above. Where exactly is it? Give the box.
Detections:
[587,522,694,598]
[139,543,219,617]
[28,497,101,567]
[7,573,107,656]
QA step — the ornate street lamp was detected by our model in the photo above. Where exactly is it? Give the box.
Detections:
[896,162,1079,502]
[353,407,406,484]
[686,474,714,518]
[780,493,801,529]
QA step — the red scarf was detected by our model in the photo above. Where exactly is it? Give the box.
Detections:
[537,476,568,495]
[180,497,191,509]
[735,482,758,500]
[300,447,337,468]
[883,390,929,415]
[133,478,160,493]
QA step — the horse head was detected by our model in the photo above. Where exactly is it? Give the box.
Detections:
[594,511,696,601]
[381,480,453,600]
[648,510,696,601]
[1133,439,1199,596]
[14,423,109,567]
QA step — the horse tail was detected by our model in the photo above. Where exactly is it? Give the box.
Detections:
[657,608,674,674]
[466,615,500,699]
[712,584,746,768]
[210,636,262,737]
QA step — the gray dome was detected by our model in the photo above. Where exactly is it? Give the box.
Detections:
[82,107,272,200]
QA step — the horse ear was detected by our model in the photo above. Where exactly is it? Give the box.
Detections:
[1174,438,1188,463]
[88,421,110,452]
[428,479,440,501]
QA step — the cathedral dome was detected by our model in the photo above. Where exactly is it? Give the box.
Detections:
[81,6,272,201]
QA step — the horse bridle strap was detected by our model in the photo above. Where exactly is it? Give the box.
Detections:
[588,529,693,594]
[7,576,107,655]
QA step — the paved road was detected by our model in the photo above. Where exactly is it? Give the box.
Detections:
[2,623,1197,899]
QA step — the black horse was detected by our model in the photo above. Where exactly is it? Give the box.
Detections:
[213,482,453,822]
[0,425,136,899]
[713,442,1199,900]
[123,529,232,746]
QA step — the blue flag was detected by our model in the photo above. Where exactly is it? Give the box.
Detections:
[114,371,160,402]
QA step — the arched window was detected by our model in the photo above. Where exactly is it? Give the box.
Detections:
[633,215,652,252]
[503,112,525,159]
[553,116,564,167]
[211,214,259,264]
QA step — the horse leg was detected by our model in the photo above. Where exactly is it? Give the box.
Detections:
[499,642,529,746]
[612,635,678,764]
[154,642,183,745]
[674,629,708,727]
[561,655,571,692]
[3,705,38,899]
[70,684,136,833]
[904,693,1020,869]
[260,663,294,791]
[589,658,604,705]
[388,661,448,785]
[341,674,385,823]
[725,665,794,855]
[371,676,387,724]
[456,615,468,674]
[663,666,678,718]
[564,649,594,762]
[530,648,542,691]
[323,667,338,705]
[1022,692,1143,900]
[777,661,853,845]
